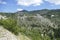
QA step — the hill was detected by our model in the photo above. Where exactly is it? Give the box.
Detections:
[0,9,60,40]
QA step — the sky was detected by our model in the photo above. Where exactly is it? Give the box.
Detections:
[0,0,60,12]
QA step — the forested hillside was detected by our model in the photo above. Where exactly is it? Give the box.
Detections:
[0,9,60,40]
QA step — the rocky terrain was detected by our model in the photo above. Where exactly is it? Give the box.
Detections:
[0,26,17,40]
[0,26,31,40]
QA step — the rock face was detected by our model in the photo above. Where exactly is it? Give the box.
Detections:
[0,26,17,40]
[0,26,31,40]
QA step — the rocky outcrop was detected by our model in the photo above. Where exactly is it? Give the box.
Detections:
[0,26,31,40]
[0,26,17,40]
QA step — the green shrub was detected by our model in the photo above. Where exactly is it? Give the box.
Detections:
[0,19,20,35]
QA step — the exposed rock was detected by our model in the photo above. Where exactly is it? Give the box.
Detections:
[0,26,17,40]
[0,26,31,40]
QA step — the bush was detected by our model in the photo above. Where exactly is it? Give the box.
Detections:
[0,19,20,35]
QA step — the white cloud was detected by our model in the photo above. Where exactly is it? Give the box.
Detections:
[0,0,7,4]
[16,0,43,6]
[17,9,23,11]
[45,0,60,5]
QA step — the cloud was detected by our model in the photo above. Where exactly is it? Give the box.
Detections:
[45,0,60,5]
[0,0,7,4]
[17,9,23,11]
[16,0,43,6]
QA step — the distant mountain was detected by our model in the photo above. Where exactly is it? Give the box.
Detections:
[16,9,60,16]
[0,9,60,19]
[16,9,49,14]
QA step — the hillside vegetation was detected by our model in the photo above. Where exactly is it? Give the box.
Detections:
[0,9,60,40]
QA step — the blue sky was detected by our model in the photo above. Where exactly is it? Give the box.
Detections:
[0,0,60,12]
